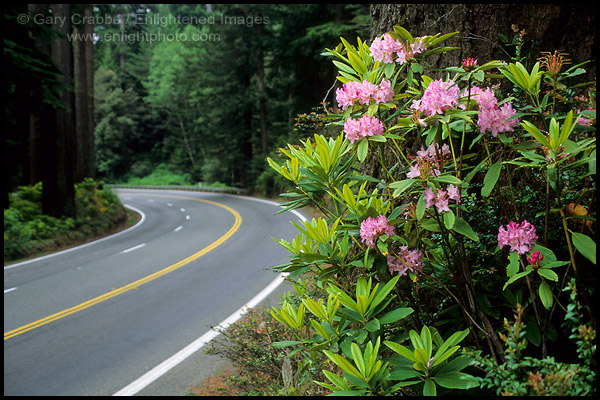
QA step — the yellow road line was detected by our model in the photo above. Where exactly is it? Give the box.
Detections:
[4,195,242,341]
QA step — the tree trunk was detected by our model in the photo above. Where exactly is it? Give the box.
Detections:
[84,5,95,179]
[256,18,268,156]
[370,4,596,81]
[42,4,76,218]
[73,4,95,182]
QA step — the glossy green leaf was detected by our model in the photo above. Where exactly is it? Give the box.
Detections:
[538,280,553,309]
[571,231,596,264]
[481,161,502,197]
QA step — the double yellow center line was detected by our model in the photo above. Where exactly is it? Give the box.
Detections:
[4,196,242,341]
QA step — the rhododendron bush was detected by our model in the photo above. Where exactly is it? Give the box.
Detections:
[267,25,595,395]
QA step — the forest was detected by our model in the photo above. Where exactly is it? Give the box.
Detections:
[5,3,371,215]
[4,3,597,396]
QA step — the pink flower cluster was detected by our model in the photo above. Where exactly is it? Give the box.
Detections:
[387,245,424,276]
[344,115,385,144]
[498,220,538,255]
[406,142,451,179]
[465,86,519,137]
[424,185,461,213]
[369,33,427,64]
[411,79,461,117]
[360,215,395,248]
[336,79,394,110]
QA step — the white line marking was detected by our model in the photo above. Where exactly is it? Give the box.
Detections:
[112,195,308,396]
[186,215,190,220]
[166,203,173,207]
[112,273,288,396]
[147,199,154,203]
[120,243,146,254]
[174,226,183,232]
[180,208,186,212]
[4,204,146,270]
[4,287,17,294]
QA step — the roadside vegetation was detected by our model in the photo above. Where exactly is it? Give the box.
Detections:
[4,178,131,263]
[196,22,596,397]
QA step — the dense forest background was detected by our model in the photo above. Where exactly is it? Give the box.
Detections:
[4,4,371,214]
[4,4,595,216]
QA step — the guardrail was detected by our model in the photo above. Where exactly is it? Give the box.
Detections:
[106,184,245,195]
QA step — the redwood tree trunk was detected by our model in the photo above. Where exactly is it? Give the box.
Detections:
[370,4,596,81]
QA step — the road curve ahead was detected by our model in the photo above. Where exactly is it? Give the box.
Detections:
[4,190,304,396]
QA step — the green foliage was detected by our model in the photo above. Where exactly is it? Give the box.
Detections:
[267,23,595,396]
[469,282,596,396]
[120,163,194,186]
[4,179,127,261]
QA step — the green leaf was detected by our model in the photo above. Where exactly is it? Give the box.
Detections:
[443,210,455,229]
[451,218,479,241]
[390,179,416,197]
[357,139,369,162]
[384,341,415,361]
[538,280,553,309]
[503,269,533,291]
[507,251,520,276]
[414,348,430,366]
[571,232,596,264]
[365,318,381,332]
[323,350,362,379]
[521,120,551,148]
[423,379,437,396]
[379,307,414,324]
[433,372,478,389]
[272,340,302,348]
[537,268,558,282]
[481,161,502,197]
[433,175,462,185]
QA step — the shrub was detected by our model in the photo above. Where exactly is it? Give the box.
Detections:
[266,25,595,395]
[4,179,128,261]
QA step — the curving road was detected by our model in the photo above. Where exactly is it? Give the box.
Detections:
[4,190,305,396]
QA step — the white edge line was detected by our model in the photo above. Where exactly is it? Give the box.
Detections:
[4,204,146,270]
[112,273,288,396]
[112,196,306,396]
[4,287,17,294]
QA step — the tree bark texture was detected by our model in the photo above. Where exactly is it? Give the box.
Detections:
[42,4,76,218]
[370,4,596,81]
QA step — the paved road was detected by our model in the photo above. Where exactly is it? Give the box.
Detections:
[4,190,304,396]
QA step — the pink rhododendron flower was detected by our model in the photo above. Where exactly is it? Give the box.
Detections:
[336,79,394,110]
[423,186,459,213]
[447,184,461,203]
[370,33,402,64]
[411,79,460,116]
[360,215,395,248]
[370,34,427,65]
[498,220,538,255]
[406,163,422,179]
[344,115,384,143]
[387,245,424,276]
[464,86,519,137]
[424,187,437,209]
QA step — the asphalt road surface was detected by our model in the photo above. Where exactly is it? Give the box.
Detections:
[4,190,305,396]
